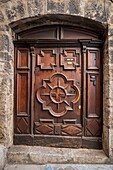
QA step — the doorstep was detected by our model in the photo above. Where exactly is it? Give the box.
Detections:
[7,145,110,164]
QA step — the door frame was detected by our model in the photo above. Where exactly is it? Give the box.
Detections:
[14,33,103,149]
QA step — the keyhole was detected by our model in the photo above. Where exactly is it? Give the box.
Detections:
[94,57,96,66]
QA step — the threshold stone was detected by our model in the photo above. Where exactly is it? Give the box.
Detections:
[7,145,109,164]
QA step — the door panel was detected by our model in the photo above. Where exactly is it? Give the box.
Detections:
[34,47,82,136]
[84,48,102,138]
[86,48,100,70]
[85,119,102,137]
[17,72,30,116]
[86,73,100,118]
[15,48,31,134]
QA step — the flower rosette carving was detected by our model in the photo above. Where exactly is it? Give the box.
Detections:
[36,73,80,117]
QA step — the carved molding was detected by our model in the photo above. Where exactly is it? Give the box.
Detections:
[34,122,82,136]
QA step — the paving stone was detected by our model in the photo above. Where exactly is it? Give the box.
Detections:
[4,164,113,170]
[64,167,74,170]
[45,167,53,170]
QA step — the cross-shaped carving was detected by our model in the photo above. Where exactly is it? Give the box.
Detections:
[60,49,80,70]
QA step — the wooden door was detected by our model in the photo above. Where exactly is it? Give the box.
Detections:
[14,26,102,149]
[34,47,82,138]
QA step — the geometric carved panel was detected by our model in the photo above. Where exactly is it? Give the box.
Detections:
[34,122,82,136]
[17,72,30,116]
[37,49,57,70]
[60,49,80,70]
[86,73,100,118]
[85,119,101,137]
[86,48,100,70]
[34,123,54,135]
[17,117,29,134]
[17,48,30,69]
[61,124,82,136]
[36,72,80,117]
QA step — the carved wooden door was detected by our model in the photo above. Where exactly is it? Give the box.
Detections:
[14,26,102,148]
[34,47,82,139]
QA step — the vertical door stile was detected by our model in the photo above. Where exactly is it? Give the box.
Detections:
[14,47,17,134]
[30,46,36,135]
[82,45,87,137]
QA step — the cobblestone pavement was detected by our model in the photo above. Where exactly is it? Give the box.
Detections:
[4,164,113,170]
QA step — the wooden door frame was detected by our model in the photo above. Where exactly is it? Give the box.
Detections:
[14,36,103,149]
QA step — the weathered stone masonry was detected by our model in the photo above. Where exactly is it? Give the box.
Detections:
[0,0,113,169]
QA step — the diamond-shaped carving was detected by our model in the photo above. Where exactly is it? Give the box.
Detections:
[35,123,54,134]
[17,117,29,134]
[62,124,82,136]
[86,119,101,136]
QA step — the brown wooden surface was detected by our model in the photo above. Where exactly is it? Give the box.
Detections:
[15,48,31,134]
[34,47,82,137]
[14,26,103,149]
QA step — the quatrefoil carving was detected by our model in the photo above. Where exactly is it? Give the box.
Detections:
[36,73,80,117]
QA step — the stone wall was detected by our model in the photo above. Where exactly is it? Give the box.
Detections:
[0,0,113,168]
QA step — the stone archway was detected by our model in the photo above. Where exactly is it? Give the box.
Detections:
[10,14,110,154]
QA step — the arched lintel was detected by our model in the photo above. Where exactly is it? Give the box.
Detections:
[10,14,106,40]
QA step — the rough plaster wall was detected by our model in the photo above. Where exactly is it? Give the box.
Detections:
[0,0,113,163]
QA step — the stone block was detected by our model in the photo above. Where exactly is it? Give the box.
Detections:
[0,75,13,147]
[0,0,11,3]
[108,28,113,36]
[109,49,113,64]
[102,125,109,156]
[0,145,7,170]
[4,164,39,170]
[47,0,64,13]
[0,25,9,32]
[109,128,113,157]
[109,40,113,47]
[103,105,113,129]
[110,15,113,24]
[84,0,107,22]
[16,0,25,17]
[0,52,11,62]
[4,164,113,170]
[0,114,13,147]
[0,34,9,52]
[27,0,44,16]
[103,106,109,127]
[67,0,80,14]
[103,65,109,81]
[0,10,4,22]
[0,115,6,144]
[5,0,25,22]
[7,146,108,164]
